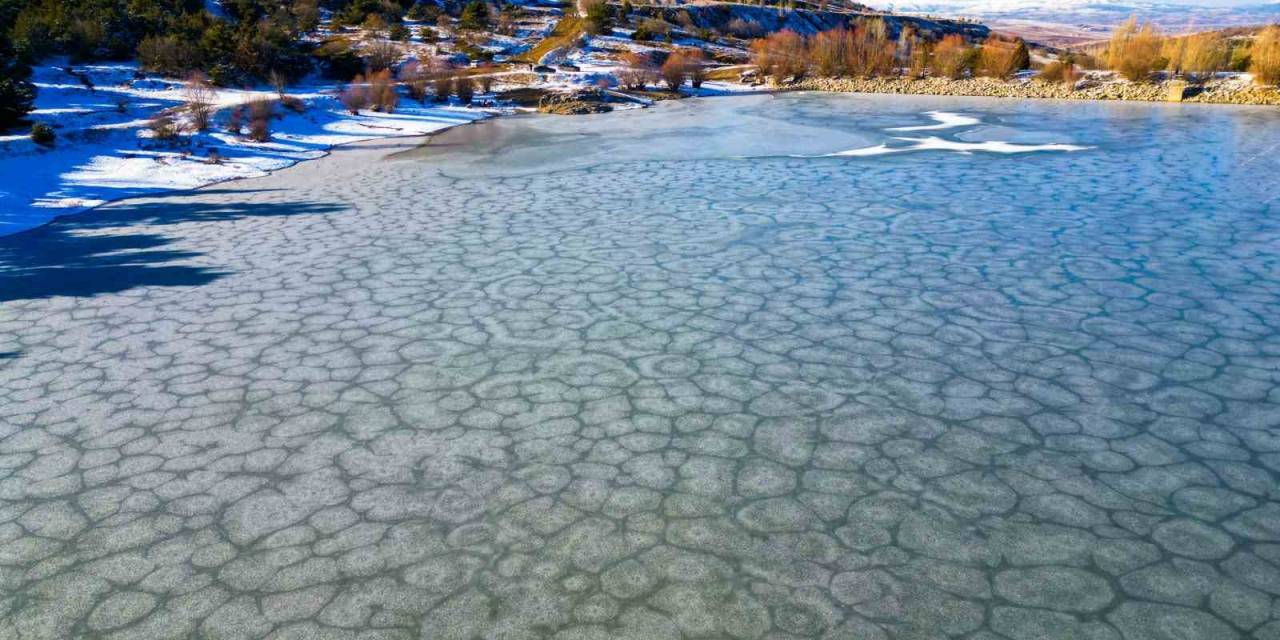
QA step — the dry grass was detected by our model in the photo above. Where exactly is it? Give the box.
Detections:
[1252,25,1280,86]
[514,16,584,64]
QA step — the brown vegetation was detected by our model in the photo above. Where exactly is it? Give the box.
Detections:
[1252,25,1280,85]
[617,51,658,89]
[183,72,215,132]
[340,76,371,114]
[368,69,398,112]
[750,30,808,82]
[932,34,969,80]
[248,99,274,142]
[1037,60,1080,85]
[979,36,1028,80]
[1107,17,1162,82]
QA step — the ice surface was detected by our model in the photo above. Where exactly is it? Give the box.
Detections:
[2,92,1279,640]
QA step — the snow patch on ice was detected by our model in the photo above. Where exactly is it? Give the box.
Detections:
[887,111,981,132]
[822,136,1091,156]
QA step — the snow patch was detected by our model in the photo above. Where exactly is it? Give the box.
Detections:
[887,111,980,132]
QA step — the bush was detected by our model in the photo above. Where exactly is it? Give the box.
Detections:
[389,24,410,41]
[368,69,399,112]
[30,122,55,146]
[365,40,403,72]
[661,52,687,90]
[1107,17,1162,82]
[978,36,1027,79]
[727,18,763,39]
[0,53,36,131]
[280,95,306,114]
[314,39,365,81]
[632,18,671,42]
[340,76,372,114]
[1176,33,1228,81]
[579,0,612,36]
[407,2,440,22]
[435,75,453,101]
[419,26,438,43]
[460,1,489,30]
[1037,60,1079,85]
[184,72,215,131]
[226,105,245,134]
[750,30,808,83]
[932,34,970,79]
[400,59,437,102]
[1252,25,1280,86]
[684,48,708,88]
[617,51,658,89]
[455,76,475,104]
[149,114,181,142]
[248,99,274,142]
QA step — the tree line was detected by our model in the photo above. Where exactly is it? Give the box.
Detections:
[749,20,1030,83]
[1101,18,1280,85]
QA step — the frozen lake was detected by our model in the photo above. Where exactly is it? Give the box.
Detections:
[2,93,1280,639]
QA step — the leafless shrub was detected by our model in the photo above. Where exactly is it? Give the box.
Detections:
[248,98,274,142]
[727,18,762,39]
[341,75,372,114]
[365,39,403,72]
[750,30,807,83]
[280,95,307,114]
[184,72,215,132]
[369,69,399,112]
[269,70,288,96]
[400,60,430,102]
[149,113,180,142]
[1037,60,1079,85]
[226,105,245,134]
[617,51,658,89]
[683,48,708,88]
[435,75,454,101]
[455,76,475,104]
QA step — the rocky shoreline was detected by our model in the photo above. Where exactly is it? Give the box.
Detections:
[793,76,1280,106]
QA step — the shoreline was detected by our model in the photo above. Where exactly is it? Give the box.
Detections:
[1,125,466,239]
[0,99,496,239]
[7,79,1276,240]
[792,76,1280,106]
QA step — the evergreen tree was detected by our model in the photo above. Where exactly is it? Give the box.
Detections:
[459,0,489,30]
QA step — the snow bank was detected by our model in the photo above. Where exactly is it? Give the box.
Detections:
[0,61,493,236]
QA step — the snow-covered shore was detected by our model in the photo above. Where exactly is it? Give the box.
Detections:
[0,61,498,236]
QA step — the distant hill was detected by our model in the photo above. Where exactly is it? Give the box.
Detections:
[639,3,992,40]
[885,1,1280,32]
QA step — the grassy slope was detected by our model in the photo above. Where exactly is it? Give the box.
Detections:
[514,15,585,64]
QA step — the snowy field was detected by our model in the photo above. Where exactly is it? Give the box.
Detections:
[0,61,498,236]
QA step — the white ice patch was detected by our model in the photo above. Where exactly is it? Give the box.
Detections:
[823,136,1091,157]
[887,111,980,132]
